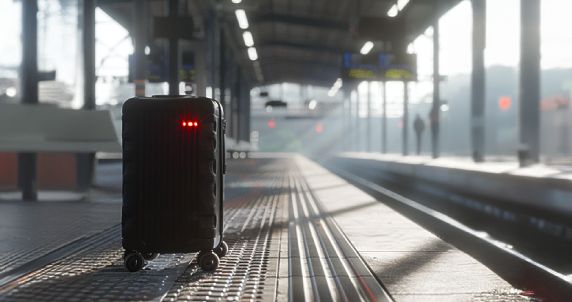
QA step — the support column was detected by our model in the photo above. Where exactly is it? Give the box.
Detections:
[366,81,372,152]
[402,82,409,156]
[240,79,251,142]
[219,28,226,110]
[519,0,541,164]
[233,67,241,141]
[345,89,351,151]
[207,11,217,96]
[471,0,486,162]
[77,0,97,191]
[19,0,39,201]
[355,88,361,151]
[193,45,207,96]
[168,0,179,95]
[133,0,147,96]
[83,0,96,110]
[431,16,441,158]
[381,81,387,153]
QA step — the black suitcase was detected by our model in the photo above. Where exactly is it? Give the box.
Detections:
[121,95,227,272]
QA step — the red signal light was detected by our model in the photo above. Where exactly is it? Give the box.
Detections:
[194,122,198,126]
[499,96,512,111]
[182,121,187,127]
[267,119,276,129]
[315,122,324,133]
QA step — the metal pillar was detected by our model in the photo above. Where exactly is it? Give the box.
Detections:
[240,80,251,142]
[431,17,441,159]
[366,81,372,152]
[471,0,486,162]
[355,88,361,151]
[83,0,96,110]
[233,67,241,140]
[168,0,179,95]
[77,0,97,191]
[402,82,409,156]
[19,0,39,201]
[205,10,216,95]
[381,81,387,153]
[219,28,226,109]
[519,0,541,164]
[133,0,147,96]
[345,89,351,151]
[193,44,207,96]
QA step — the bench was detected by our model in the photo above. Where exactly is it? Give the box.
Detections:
[226,138,254,159]
[0,104,120,196]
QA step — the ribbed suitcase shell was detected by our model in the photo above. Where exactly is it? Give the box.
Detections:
[121,95,224,254]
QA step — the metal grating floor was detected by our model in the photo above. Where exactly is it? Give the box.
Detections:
[163,176,285,301]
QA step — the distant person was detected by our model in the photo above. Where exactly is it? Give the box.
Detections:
[413,114,426,155]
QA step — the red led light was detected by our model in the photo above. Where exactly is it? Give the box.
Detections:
[181,120,198,128]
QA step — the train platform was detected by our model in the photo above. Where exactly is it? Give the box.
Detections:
[0,155,534,301]
[332,152,572,219]
[334,152,572,180]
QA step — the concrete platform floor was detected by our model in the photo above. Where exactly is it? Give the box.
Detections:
[0,155,532,301]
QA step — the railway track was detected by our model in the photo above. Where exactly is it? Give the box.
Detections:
[325,162,572,301]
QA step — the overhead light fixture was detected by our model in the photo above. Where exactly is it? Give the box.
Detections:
[247,47,258,61]
[231,0,242,3]
[5,87,17,98]
[388,0,410,18]
[242,31,254,47]
[397,0,410,10]
[360,41,374,55]
[424,27,433,36]
[308,99,318,110]
[328,78,342,97]
[387,5,398,17]
[235,9,249,29]
[406,43,414,54]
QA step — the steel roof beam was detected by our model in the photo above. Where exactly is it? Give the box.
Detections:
[259,40,345,55]
[253,13,349,31]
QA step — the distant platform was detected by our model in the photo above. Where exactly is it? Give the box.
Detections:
[334,152,572,219]
[338,152,572,180]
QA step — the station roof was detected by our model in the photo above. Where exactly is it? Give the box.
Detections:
[99,0,461,87]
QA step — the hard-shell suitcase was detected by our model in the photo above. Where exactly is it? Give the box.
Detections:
[121,95,227,272]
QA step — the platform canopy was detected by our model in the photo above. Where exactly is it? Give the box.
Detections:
[98,0,461,87]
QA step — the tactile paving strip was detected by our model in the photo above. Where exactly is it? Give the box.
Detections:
[0,167,286,302]
[163,176,286,301]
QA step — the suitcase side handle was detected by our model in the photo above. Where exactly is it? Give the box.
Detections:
[214,99,226,245]
[222,119,227,174]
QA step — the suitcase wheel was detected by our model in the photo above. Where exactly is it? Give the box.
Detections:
[198,251,220,271]
[214,241,228,258]
[124,251,145,272]
[142,252,159,261]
